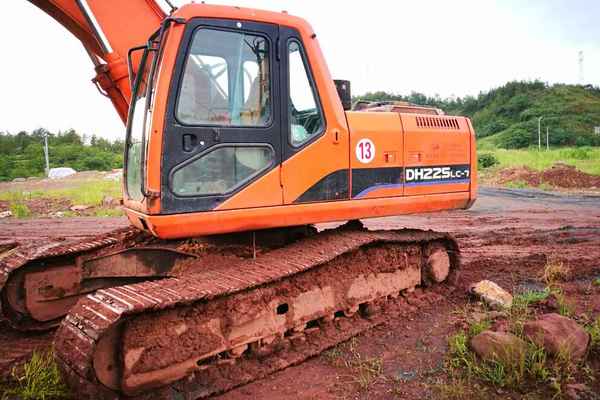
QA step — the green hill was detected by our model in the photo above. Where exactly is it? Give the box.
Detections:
[358,81,600,149]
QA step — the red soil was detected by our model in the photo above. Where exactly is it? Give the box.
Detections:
[1,189,599,399]
[497,164,600,189]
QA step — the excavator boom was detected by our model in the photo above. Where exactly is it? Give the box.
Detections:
[28,0,166,122]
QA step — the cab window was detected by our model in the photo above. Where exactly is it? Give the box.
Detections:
[288,40,324,146]
[176,28,271,127]
[171,145,274,196]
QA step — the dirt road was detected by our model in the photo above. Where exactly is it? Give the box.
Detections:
[1,187,599,399]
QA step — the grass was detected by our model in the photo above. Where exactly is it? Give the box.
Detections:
[475,146,600,176]
[447,328,527,388]
[541,259,571,285]
[504,180,530,189]
[1,350,70,400]
[447,327,579,395]
[92,207,124,217]
[505,180,554,191]
[514,289,550,306]
[550,288,573,317]
[433,377,488,400]
[468,318,492,337]
[586,317,600,352]
[0,179,122,218]
[445,277,587,398]
[509,290,544,336]
[0,179,121,206]
[9,201,31,218]
[323,338,384,391]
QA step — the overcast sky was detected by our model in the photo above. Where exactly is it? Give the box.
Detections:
[1,0,598,140]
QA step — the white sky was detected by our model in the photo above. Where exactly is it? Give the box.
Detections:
[1,0,598,140]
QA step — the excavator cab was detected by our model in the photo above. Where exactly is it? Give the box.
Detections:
[120,7,351,238]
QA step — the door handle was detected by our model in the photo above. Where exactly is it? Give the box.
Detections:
[182,134,197,152]
[332,129,340,144]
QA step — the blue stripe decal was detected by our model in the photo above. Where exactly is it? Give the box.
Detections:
[353,179,470,198]
[405,179,470,187]
[354,183,403,199]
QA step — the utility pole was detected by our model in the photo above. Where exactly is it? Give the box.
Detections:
[546,126,549,151]
[537,116,543,151]
[43,131,50,176]
[578,50,584,85]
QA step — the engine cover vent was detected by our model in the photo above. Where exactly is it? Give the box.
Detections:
[416,116,460,129]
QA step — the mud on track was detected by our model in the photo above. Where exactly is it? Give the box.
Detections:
[1,187,600,399]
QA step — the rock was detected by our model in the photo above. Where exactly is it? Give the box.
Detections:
[70,205,91,212]
[488,311,507,320]
[523,313,590,361]
[49,167,76,179]
[50,211,65,218]
[395,369,417,382]
[470,280,513,309]
[0,211,12,218]
[425,247,450,283]
[12,177,26,182]
[470,331,527,364]
[491,318,510,333]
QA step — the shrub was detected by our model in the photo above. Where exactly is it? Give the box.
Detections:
[558,146,593,160]
[2,350,70,400]
[495,128,532,149]
[478,153,499,169]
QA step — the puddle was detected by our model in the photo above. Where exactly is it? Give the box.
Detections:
[514,279,546,294]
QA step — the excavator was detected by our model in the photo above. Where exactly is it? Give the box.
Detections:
[0,1,477,398]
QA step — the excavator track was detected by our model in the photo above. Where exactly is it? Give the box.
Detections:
[55,227,459,399]
[0,227,139,330]
[0,226,314,331]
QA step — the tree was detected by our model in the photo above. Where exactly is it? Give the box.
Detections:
[0,128,124,181]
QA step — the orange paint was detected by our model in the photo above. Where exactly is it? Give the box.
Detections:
[126,191,470,239]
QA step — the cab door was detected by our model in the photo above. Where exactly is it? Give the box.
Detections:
[160,19,283,214]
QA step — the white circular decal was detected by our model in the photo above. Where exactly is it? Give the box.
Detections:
[355,138,375,164]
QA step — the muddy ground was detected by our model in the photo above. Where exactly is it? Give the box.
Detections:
[481,164,600,195]
[1,187,599,399]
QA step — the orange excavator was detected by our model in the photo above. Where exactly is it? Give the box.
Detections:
[1,1,477,398]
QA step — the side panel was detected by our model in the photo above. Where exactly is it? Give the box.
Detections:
[346,112,404,199]
[401,115,471,196]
